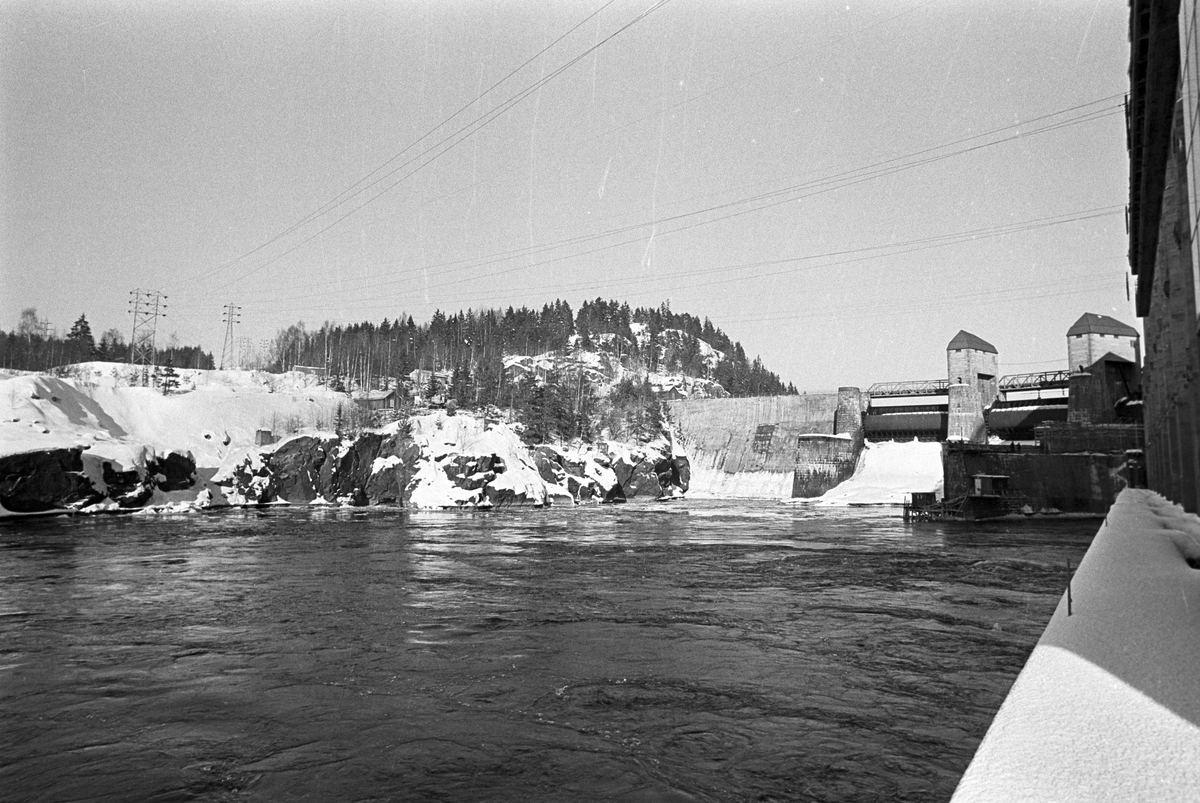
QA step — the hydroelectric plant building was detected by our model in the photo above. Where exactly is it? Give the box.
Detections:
[1129,0,1200,512]
[949,7,1200,796]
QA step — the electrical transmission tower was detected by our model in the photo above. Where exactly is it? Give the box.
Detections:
[128,289,167,386]
[220,303,242,370]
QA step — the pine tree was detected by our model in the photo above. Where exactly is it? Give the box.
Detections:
[522,383,547,444]
[67,314,95,359]
[450,361,470,403]
[159,356,180,395]
[645,400,665,435]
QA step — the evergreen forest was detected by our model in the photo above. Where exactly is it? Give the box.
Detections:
[267,300,795,444]
[269,299,794,401]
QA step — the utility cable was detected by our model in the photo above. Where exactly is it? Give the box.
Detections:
[248,205,1122,316]
[179,0,622,288]
[244,100,1122,307]
[186,0,673,293]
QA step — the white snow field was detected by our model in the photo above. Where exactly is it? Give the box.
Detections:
[0,364,346,468]
[952,488,1200,802]
[0,366,354,515]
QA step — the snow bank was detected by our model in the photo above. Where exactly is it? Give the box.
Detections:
[952,489,1200,802]
[0,368,347,467]
[812,440,943,506]
[0,367,351,516]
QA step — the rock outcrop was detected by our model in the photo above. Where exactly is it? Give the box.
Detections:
[213,417,690,510]
[0,449,101,513]
[0,447,199,514]
[0,412,690,515]
[217,431,424,507]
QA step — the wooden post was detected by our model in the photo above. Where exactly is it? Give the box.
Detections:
[1066,559,1074,616]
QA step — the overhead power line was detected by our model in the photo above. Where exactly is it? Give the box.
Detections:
[175,0,941,300]
[249,204,1123,317]
[180,0,672,292]
[236,0,943,279]
[240,97,1123,308]
[195,0,621,284]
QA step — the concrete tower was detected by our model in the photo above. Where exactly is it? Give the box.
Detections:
[1066,313,1140,372]
[946,330,999,443]
[834,386,864,437]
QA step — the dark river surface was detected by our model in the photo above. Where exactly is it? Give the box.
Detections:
[0,501,1097,803]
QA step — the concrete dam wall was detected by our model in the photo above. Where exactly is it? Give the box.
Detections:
[668,392,865,498]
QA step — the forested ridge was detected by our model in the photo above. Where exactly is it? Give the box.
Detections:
[270,299,795,400]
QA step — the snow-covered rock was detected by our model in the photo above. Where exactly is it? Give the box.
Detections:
[212,412,688,510]
[0,368,690,515]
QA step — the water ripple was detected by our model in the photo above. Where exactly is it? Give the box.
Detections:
[0,500,1096,802]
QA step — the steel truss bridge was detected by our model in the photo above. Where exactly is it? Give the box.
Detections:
[867,379,948,397]
[868,370,1070,400]
[998,370,1071,393]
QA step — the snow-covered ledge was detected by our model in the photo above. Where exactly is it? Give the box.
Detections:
[952,489,1200,802]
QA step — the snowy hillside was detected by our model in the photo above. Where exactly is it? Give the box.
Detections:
[0,364,345,466]
[0,364,689,516]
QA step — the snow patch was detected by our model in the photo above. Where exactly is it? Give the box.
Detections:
[372,455,402,475]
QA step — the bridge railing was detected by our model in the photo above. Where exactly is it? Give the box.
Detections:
[867,379,948,397]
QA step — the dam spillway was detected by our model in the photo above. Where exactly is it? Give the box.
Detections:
[667,391,865,498]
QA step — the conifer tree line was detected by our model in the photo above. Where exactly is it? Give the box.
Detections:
[269,298,796,402]
[0,308,214,372]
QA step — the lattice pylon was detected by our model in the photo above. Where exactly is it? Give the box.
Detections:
[128,289,166,386]
[220,303,241,370]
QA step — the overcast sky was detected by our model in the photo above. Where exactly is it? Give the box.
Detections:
[1,0,1130,389]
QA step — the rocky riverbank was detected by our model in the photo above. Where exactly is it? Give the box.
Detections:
[0,369,689,516]
[209,412,689,511]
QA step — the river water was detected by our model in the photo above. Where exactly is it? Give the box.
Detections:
[0,501,1096,802]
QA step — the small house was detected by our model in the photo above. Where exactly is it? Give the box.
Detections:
[352,389,400,411]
